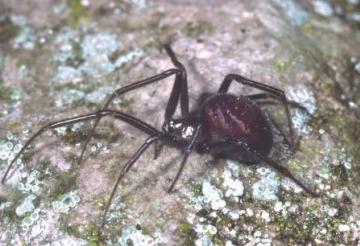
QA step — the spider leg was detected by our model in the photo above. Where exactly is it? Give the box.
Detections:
[247,93,312,115]
[168,124,202,192]
[249,148,319,197]
[218,74,295,147]
[1,110,160,184]
[153,44,191,159]
[78,69,179,165]
[164,44,189,117]
[247,93,312,150]
[228,143,319,197]
[205,141,318,197]
[79,45,190,166]
[101,133,162,230]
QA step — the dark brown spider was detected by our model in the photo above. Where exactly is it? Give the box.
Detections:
[1,45,318,230]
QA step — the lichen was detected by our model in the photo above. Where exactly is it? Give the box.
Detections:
[286,85,317,135]
[130,0,153,10]
[1,0,360,244]
[103,196,126,228]
[52,29,143,85]
[222,163,244,199]
[17,170,43,195]
[85,85,117,105]
[52,190,80,213]
[274,0,309,26]
[313,0,334,17]
[80,32,120,77]
[15,194,36,217]
[53,66,82,84]
[0,81,23,102]
[252,168,280,201]
[116,225,158,246]
[200,179,226,211]
[10,15,36,50]
[0,134,23,168]
[55,88,85,107]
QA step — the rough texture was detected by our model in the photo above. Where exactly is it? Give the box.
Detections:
[0,0,360,245]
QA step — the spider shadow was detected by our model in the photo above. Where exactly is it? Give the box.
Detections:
[118,150,211,201]
[4,129,124,179]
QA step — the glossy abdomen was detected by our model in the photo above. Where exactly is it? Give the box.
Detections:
[201,94,273,157]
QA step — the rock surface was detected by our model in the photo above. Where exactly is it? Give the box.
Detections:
[0,0,360,245]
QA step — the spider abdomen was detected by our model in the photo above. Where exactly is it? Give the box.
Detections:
[201,94,273,157]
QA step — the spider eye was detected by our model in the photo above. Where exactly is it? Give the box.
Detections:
[163,121,174,133]
[181,126,194,138]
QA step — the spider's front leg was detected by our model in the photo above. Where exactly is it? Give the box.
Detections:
[100,133,162,230]
[1,110,160,184]
[247,93,312,115]
[168,124,202,193]
[79,45,190,165]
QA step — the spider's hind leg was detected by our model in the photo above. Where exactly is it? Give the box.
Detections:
[250,147,319,197]
[247,92,313,152]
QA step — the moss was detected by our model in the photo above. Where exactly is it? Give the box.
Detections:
[314,104,360,192]
[50,170,77,199]
[143,40,161,50]
[108,48,137,65]
[190,181,202,197]
[211,235,225,246]
[286,158,308,173]
[178,221,196,246]
[272,211,316,244]
[0,76,23,102]
[93,198,106,211]
[178,221,192,234]
[60,219,106,244]
[273,57,296,77]
[0,83,13,101]
[217,209,237,227]
[88,242,101,246]
[184,20,213,38]
[196,208,209,218]
[271,194,353,244]
[67,0,90,26]
[65,41,84,67]
[60,127,88,145]
[134,224,153,236]
[0,17,20,43]
[329,163,350,188]
[87,227,104,245]
[1,188,24,223]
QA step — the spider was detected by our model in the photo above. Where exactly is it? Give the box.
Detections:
[1,45,318,231]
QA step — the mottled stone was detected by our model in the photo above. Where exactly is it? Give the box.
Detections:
[0,0,359,245]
